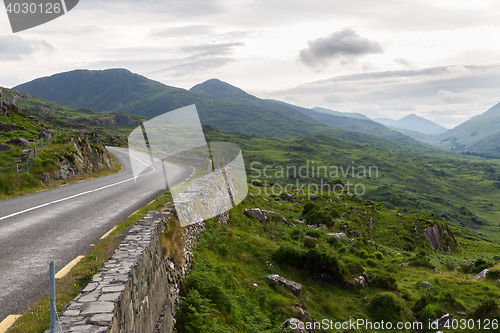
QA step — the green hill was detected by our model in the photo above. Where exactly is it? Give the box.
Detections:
[435,103,500,152]
[14,69,433,153]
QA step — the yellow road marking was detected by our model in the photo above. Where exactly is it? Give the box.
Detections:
[0,315,21,333]
[128,209,140,217]
[100,226,116,240]
[55,256,85,279]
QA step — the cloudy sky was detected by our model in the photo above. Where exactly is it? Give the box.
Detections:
[1,0,499,128]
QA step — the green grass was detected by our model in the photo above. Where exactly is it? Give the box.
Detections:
[202,126,500,243]
[177,188,500,333]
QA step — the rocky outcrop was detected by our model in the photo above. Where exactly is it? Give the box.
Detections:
[50,135,112,182]
[423,224,454,254]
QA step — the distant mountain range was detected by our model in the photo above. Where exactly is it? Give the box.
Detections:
[373,114,448,135]
[312,107,371,120]
[13,69,427,152]
[13,68,500,157]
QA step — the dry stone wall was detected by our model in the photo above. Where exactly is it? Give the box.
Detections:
[50,210,205,333]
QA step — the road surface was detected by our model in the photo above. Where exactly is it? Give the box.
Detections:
[0,147,191,322]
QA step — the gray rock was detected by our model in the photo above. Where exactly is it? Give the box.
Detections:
[0,143,12,151]
[244,208,267,223]
[38,128,54,139]
[8,138,29,147]
[0,121,16,132]
[267,274,302,297]
[281,318,307,333]
[420,281,432,287]
[473,268,489,281]
[327,232,347,240]
[437,313,452,327]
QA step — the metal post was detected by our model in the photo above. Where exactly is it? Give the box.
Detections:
[15,163,18,173]
[49,262,56,333]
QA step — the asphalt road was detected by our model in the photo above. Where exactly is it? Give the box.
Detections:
[0,147,192,322]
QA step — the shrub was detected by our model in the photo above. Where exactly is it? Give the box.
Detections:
[368,293,402,322]
[303,236,317,249]
[469,299,500,319]
[486,269,500,280]
[305,229,323,239]
[273,245,345,282]
[370,273,398,291]
[471,258,493,274]
[301,202,337,226]
[408,251,434,269]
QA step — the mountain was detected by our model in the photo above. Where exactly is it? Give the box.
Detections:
[14,69,434,154]
[432,102,500,156]
[373,113,448,135]
[271,100,422,145]
[312,107,370,120]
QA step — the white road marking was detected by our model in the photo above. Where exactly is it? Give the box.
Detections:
[0,151,155,222]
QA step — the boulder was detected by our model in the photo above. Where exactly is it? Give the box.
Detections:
[40,173,51,186]
[281,318,307,333]
[39,129,54,139]
[0,143,12,151]
[0,121,16,132]
[437,313,452,327]
[473,268,489,281]
[327,232,347,240]
[267,274,302,297]
[8,138,29,147]
[245,208,267,223]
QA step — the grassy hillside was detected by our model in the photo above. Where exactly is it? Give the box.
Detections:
[203,126,500,242]
[434,103,500,153]
[176,188,500,333]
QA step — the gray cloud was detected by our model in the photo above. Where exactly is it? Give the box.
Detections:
[299,29,383,67]
[394,58,411,67]
[150,25,215,38]
[181,42,243,58]
[152,57,234,77]
[0,35,53,61]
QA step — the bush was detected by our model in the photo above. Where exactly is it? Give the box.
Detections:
[471,259,493,274]
[370,273,398,291]
[303,236,317,249]
[469,299,500,319]
[368,293,402,322]
[273,245,345,282]
[408,251,434,269]
[486,269,500,280]
[301,202,337,226]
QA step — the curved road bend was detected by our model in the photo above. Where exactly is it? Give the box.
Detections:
[0,147,192,322]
